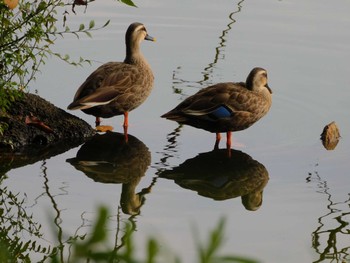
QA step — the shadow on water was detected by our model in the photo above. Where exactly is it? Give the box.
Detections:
[0,132,157,261]
[306,170,350,262]
[67,131,155,216]
[66,131,160,256]
[0,140,83,176]
[0,140,89,261]
[159,148,269,211]
[172,0,245,95]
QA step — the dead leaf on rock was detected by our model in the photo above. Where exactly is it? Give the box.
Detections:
[25,114,54,134]
[3,0,18,10]
[320,121,341,150]
[96,125,114,133]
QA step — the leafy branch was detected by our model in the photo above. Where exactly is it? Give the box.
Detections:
[0,0,117,114]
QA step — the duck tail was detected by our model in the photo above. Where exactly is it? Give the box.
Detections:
[161,111,186,122]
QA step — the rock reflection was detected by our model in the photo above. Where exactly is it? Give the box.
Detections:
[67,131,153,216]
[0,139,83,176]
[306,171,350,262]
[160,149,268,211]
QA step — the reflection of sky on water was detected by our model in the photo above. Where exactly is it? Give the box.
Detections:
[307,171,350,262]
[1,0,350,262]
[172,0,245,93]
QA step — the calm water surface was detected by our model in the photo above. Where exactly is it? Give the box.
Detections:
[2,0,350,262]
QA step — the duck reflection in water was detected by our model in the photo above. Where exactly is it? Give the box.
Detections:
[67,131,152,215]
[160,149,268,211]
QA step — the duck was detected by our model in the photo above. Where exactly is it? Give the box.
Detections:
[67,22,155,140]
[161,67,272,154]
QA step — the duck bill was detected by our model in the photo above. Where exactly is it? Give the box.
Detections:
[145,34,156,42]
[266,83,272,94]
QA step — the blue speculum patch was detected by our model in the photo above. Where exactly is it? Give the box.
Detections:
[209,105,232,119]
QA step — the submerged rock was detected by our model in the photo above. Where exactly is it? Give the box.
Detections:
[0,93,95,154]
[320,121,341,150]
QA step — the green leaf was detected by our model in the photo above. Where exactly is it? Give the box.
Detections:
[79,24,85,31]
[118,0,137,7]
[217,256,260,263]
[146,238,159,263]
[103,20,111,28]
[84,31,92,38]
[37,2,47,12]
[89,20,95,29]
[15,237,30,254]
[88,207,108,244]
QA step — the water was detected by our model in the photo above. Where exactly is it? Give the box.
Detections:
[2,0,350,262]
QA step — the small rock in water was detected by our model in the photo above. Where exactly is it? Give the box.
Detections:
[320,121,340,150]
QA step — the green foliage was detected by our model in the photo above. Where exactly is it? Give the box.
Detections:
[0,1,112,112]
[117,0,137,7]
[0,190,259,263]
[44,207,259,263]
[0,175,44,262]
[0,86,23,113]
[0,121,9,137]
[195,219,259,263]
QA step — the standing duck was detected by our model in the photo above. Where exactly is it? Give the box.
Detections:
[67,22,155,140]
[161,67,272,154]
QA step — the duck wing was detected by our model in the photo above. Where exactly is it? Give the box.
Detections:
[163,82,258,121]
[68,62,151,110]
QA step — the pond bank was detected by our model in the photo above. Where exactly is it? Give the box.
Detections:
[0,93,95,168]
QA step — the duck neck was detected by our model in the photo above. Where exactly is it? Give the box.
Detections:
[261,87,272,103]
[124,41,145,65]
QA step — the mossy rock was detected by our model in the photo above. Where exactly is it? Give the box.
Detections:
[0,93,95,172]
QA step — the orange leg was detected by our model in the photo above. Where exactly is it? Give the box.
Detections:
[226,131,232,158]
[123,112,129,128]
[123,112,129,142]
[214,133,221,150]
[95,117,114,132]
[95,117,101,127]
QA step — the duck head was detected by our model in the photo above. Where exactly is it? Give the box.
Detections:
[246,67,272,94]
[125,22,155,57]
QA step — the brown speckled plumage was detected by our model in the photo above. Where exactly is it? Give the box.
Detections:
[162,67,272,151]
[68,22,155,127]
